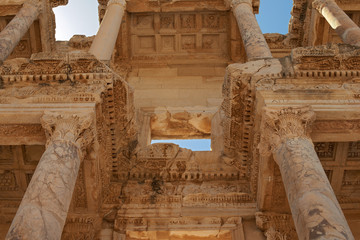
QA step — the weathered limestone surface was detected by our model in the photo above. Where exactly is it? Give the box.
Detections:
[313,0,360,46]
[89,0,126,61]
[5,112,93,240]
[0,0,41,62]
[228,0,272,60]
[261,107,355,240]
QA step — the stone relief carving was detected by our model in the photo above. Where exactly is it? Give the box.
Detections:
[348,141,360,160]
[0,124,44,138]
[292,44,360,70]
[0,171,19,192]
[256,212,298,240]
[61,216,100,240]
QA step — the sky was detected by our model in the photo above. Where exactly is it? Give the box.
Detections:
[53,0,293,150]
[53,0,293,40]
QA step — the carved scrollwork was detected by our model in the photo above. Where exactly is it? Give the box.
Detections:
[259,106,316,156]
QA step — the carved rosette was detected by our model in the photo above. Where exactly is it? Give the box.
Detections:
[40,112,94,157]
[259,106,315,156]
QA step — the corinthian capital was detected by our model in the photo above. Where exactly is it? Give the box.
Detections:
[225,0,252,8]
[107,0,126,7]
[40,112,94,151]
[259,106,315,155]
[24,0,43,11]
[312,0,335,12]
[50,0,69,8]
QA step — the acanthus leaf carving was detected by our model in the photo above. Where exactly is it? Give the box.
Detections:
[259,106,315,156]
[40,111,94,157]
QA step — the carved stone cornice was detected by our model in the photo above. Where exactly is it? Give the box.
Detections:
[260,106,316,155]
[40,112,94,155]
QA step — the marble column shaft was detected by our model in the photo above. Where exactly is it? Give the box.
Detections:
[229,0,272,61]
[0,0,41,62]
[6,112,93,240]
[313,0,360,46]
[261,107,354,240]
[89,0,126,61]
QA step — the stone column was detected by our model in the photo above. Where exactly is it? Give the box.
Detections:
[313,0,360,46]
[0,0,42,62]
[260,106,354,240]
[6,112,94,240]
[89,0,126,61]
[227,0,272,61]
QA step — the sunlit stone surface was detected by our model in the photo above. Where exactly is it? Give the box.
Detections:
[0,0,360,239]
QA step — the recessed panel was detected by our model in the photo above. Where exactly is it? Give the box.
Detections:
[348,141,360,161]
[160,35,176,52]
[180,14,196,29]
[23,145,45,165]
[342,170,360,189]
[134,15,154,30]
[136,36,156,54]
[202,34,220,50]
[0,146,14,165]
[314,142,336,161]
[160,14,175,29]
[181,35,196,50]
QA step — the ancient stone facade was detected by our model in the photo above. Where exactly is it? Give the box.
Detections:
[0,0,360,239]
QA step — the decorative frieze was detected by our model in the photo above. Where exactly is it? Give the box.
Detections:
[115,216,241,232]
[292,44,360,71]
[61,216,100,240]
